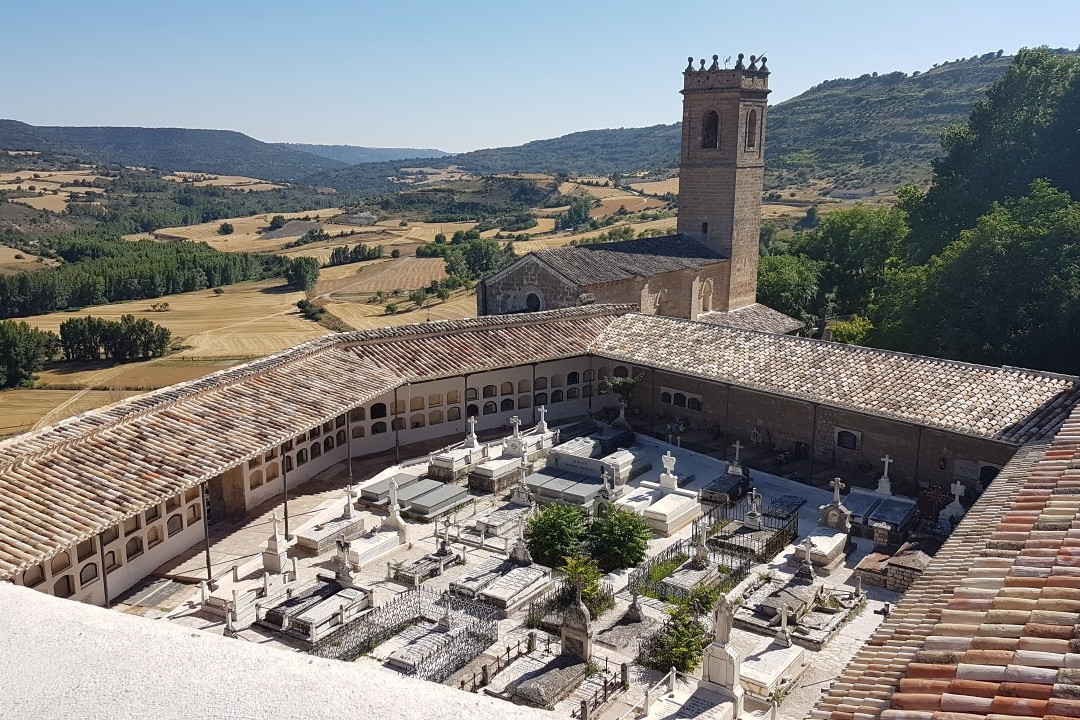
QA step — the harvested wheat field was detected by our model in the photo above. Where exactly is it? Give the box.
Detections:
[558,181,627,199]
[0,389,142,438]
[629,178,679,196]
[141,209,344,251]
[326,257,448,297]
[590,195,667,218]
[373,220,478,244]
[512,218,678,253]
[162,172,286,191]
[0,244,56,274]
[35,359,239,391]
[0,169,105,187]
[479,217,556,238]
[325,291,477,330]
[11,194,71,212]
[21,279,330,359]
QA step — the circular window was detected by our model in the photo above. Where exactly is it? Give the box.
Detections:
[525,292,542,312]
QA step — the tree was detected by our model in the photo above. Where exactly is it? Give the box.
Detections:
[218,222,234,235]
[434,233,446,244]
[647,606,709,672]
[586,507,652,571]
[268,215,286,230]
[830,315,873,345]
[408,288,428,309]
[391,248,401,258]
[525,504,587,568]
[385,303,398,315]
[435,286,452,302]
[284,257,319,291]
[559,554,612,618]
[598,373,641,408]
[0,320,59,388]
[555,196,595,230]
[757,254,822,328]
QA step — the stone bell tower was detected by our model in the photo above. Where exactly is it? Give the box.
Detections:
[677,53,770,310]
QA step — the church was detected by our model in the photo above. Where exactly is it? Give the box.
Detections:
[478,54,803,334]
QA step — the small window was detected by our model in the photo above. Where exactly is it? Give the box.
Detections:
[535,392,548,406]
[104,551,120,573]
[123,516,141,536]
[391,417,406,431]
[322,420,333,433]
[310,443,322,459]
[446,390,461,404]
[836,430,858,450]
[614,366,629,378]
[583,384,592,397]
[145,505,161,524]
[551,390,564,404]
[447,407,462,421]
[282,439,293,453]
[185,487,200,503]
[265,447,278,461]
[79,563,98,586]
[467,404,479,418]
[125,537,144,561]
[551,374,564,388]
[76,539,95,563]
[147,526,164,549]
[661,392,672,405]
[429,410,444,425]
[371,403,388,419]
[701,110,719,149]
[688,397,702,411]
[335,414,346,428]
[372,421,388,435]
[285,455,294,471]
[567,387,580,399]
[411,413,426,429]
[352,425,366,439]
[53,576,75,599]
[466,388,478,401]
[266,462,280,480]
[323,436,334,452]
[248,456,261,469]
[525,292,542,312]
[309,426,321,439]
[349,407,366,422]
[297,449,308,465]
[598,366,610,379]
[428,394,443,408]
[517,394,531,409]
[746,109,758,149]
[23,564,44,588]
[534,377,548,391]
[483,384,497,398]
[500,381,514,396]
[483,401,498,415]
[294,434,306,445]
[336,429,346,445]
[501,398,515,412]
[101,526,119,546]
[186,504,202,525]
[410,396,425,411]
[674,393,687,408]
[568,372,580,385]
[583,369,595,382]
[167,514,184,537]
[701,222,708,237]
[518,379,531,393]
[979,465,1001,485]
[165,494,182,513]
[249,470,264,489]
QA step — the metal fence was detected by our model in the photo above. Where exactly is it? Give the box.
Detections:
[525,579,615,629]
[692,493,800,562]
[626,539,752,603]
[310,587,498,683]
[626,539,692,598]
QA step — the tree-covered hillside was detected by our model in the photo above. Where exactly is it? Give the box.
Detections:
[279,143,450,165]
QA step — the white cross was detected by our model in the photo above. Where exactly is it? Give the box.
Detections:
[802,536,814,559]
[748,488,761,513]
[831,477,845,505]
[510,415,521,437]
[601,468,611,490]
[732,440,743,464]
[537,406,547,425]
[388,478,399,511]
[272,511,280,538]
[950,480,965,501]
[662,450,676,474]
[881,454,893,479]
[466,416,476,436]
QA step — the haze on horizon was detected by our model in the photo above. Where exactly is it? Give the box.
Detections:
[3,0,1079,154]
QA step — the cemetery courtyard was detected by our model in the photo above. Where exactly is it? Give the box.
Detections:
[125,416,903,720]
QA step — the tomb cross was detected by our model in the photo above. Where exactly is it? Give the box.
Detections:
[537,405,547,428]
[831,477,845,505]
[272,511,280,538]
[344,484,354,518]
[802,536,814,561]
[388,478,399,511]
[466,416,477,437]
[780,603,788,632]
[748,487,761,513]
[510,415,521,437]
[601,468,611,490]
[950,480,965,501]
[880,454,893,479]
[732,440,743,464]
[662,450,676,475]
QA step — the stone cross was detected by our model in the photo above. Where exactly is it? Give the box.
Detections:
[802,536,814,562]
[662,450,676,474]
[601,468,611,490]
[951,480,965,502]
[271,511,281,539]
[881,454,893,479]
[732,440,743,464]
[831,477,845,505]
[713,593,733,645]
[388,478,399,512]
[537,405,548,431]
[748,487,761,514]
[510,415,521,437]
[344,484,354,519]
[467,416,477,437]
[780,603,788,633]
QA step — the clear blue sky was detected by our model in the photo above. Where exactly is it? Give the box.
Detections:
[3,0,1079,153]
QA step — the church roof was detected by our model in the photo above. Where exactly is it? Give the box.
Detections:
[811,402,1080,720]
[533,235,724,286]
[697,303,805,334]
[593,314,1080,444]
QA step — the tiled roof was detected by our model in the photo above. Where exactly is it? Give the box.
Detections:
[697,303,805,334]
[811,401,1080,720]
[593,314,1080,444]
[0,305,628,580]
[534,235,724,286]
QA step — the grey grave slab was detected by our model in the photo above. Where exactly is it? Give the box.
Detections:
[538,476,577,498]
[409,484,469,516]
[362,473,420,503]
[476,507,529,536]
[450,558,509,597]
[396,479,443,507]
[562,481,602,505]
[479,566,549,608]
[842,488,884,523]
[525,469,566,492]
[868,495,917,526]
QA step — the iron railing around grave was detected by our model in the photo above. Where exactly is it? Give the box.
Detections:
[626,539,752,603]
[626,539,692,598]
[311,587,498,684]
[525,579,615,630]
[692,492,800,563]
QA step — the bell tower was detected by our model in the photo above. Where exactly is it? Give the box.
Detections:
[677,53,770,310]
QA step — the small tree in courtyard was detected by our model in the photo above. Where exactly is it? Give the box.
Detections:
[647,606,708,672]
[599,372,642,427]
[559,554,613,618]
[525,503,586,568]
[587,506,652,572]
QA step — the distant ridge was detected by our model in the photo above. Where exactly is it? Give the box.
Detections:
[279,143,451,165]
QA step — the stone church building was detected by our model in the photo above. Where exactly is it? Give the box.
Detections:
[478,54,801,334]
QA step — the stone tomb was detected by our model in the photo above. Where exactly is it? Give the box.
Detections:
[842,487,917,546]
[738,636,806,702]
[467,455,523,493]
[789,525,849,574]
[360,473,420,505]
[657,549,722,600]
[733,570,863,651]
[259,580,371,645]
[477,565,551,613]
[340,527,403,570]
[405,483,470,519]
[391,540,464,587]
[294,515,366,555]
[474,505,529,537]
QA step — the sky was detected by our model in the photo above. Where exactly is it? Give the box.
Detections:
[3,0,1079,153]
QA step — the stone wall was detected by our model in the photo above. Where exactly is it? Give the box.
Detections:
[479,256,579,315]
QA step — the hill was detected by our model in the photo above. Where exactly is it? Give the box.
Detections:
[279,143,451,165]
[306,49,1076,195]
[0,121,347,181]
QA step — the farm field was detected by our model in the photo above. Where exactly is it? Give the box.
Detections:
[512,218,678,253]
[34,359,239,391]
[0,388,142,438]
[324,291,477,330]
[142,209,344,249]
[558,180,627,199]
[0,169,107,214]
[162,172,285,191]
[322,257,449,298]
[479,217,556,238]
[590,195,666,218]
[630,178,679,196]
[0,244,57,274]
[20,278,330,359]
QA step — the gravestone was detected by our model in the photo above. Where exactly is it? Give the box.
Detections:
[877,454,893,495]
[560,587,593,662]
[818,478,852,532]
[699,593,744,716]
[262,512,289,574]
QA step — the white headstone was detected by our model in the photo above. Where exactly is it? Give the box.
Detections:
[732,440,743,465]
[951,480,965,501]
[510,415,521,437]
[662,450,677,474]
[878,453,893,495]
[537,405,548,432]
[831,477,845,506]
